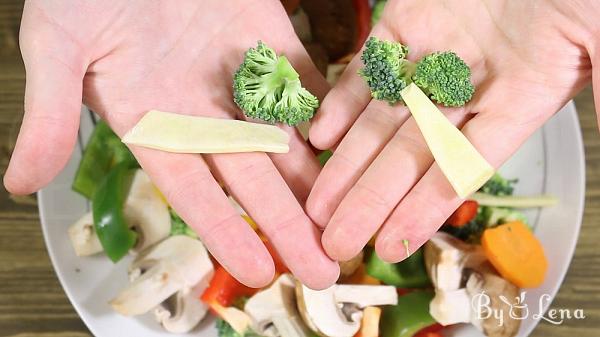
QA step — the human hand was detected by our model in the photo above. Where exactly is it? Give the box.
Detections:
[308,0,600,262]
[4,0,339,289]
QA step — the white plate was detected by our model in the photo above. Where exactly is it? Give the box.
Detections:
[39,103,585,337]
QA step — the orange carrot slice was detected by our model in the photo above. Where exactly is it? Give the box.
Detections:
[481,221,548,288]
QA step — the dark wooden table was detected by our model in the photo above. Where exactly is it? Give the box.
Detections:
[0,1,599,336]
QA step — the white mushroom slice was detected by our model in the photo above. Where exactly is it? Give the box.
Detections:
[296,284,360,337]
[212,304,253,334]
[333,285,398,308]
[339,251,364,279]
[424,232,487,291]
[429,288,472,325]
[153,279,209,333]
[68,212,102,256]
[296,283,398,337]
[466,270,521,337]
[245,274,310,337]
[110,236,214,316]
[123,170,170,254]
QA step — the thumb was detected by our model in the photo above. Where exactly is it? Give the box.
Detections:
[4,13,86,195]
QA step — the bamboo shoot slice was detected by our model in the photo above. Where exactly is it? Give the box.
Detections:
[122,110,289,154]
[400,83,494,198]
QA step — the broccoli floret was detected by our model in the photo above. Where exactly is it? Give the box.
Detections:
[479,173,518,196]
[359,37,414,105]
[169,209,198,239]
[233,41,319,126]
[482,206,529,227]
[413,51,475,107]
[371,0,387,26]
[216,318,261,337]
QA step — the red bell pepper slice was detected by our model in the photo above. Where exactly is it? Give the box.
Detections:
[200,265,259,307]
[446,200,479,227]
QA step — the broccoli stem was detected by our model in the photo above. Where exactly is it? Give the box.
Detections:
[275,56,299,82]
[470,192,558,208]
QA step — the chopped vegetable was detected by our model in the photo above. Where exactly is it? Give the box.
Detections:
[359,37,412,105]
[371,0,386,26]
[343,264,381,285]
[413,52,474,107]
[123,110,290,153]
[317,149,333,166]
[480,173,517,196]
[481,206,529,227]
[72,120,137,199]
[92,163,137,262]
[169,209,198,239]
[354,306,381,337]
[216,318,260,337]
[413,324,444,337]
[233,41,319,126]
[366,249,431,288]
[446,200,479,227]
[481,221,548,287]
[400,83,494,198]
[201,265,260,307]
[380,291,436,337]
[471,192,558,208]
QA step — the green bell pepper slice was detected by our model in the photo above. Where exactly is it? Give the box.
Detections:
[366,248,431,288]
[73,120,137,199]
[93,163,137,262]
[380,291,436,337]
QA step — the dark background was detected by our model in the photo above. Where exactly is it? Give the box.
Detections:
[0,0,599,336]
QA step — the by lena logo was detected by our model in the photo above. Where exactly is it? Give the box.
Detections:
[472,291,586,326]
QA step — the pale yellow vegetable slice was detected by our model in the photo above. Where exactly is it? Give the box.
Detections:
[122,110,289,154]
[470,192,558,208]
[400,83,494,198]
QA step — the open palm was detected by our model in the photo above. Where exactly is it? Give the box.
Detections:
[308,0,599,262]
[6,0,339,289]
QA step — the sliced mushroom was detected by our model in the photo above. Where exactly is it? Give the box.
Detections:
[339,251,364,279]
[110,235,214,321]
[424,232,487,291]
[153,282,208,333]
[429,288,472,325]
[296,283,398,337]
[245,274,310,337]
[124,170,171,253]
[68,212,102,256]
[467,270,521,337]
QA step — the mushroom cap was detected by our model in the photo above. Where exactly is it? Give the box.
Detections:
[424,232,486,291]
[110,236,214,316]
[68,211,103,256]
[296,283,361,337]
[429,288,472,325]
[339,251,364,279]
[124,170,171,254]
[153,282,209,333]
[245,274,301,336]
[467,271,521,337]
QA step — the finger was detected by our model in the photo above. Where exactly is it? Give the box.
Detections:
[4,22,86,194]
[309,27,393,150]
[307,101,409,228]
[268,126,321,204]
[132,147,275,288]
[375,77,557,262]
[593,52,600,131]
[322,107,468,261]
[206,153,340,290]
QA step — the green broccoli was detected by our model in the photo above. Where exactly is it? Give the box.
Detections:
[371,0,387,26]
[359,37,413,105]
[359,38,474,107]
[413,51,474,107]
[479,173,518,196]
[169,209,198,239]
[481,206,529,227]
[216,318,261,337]
[233,41,319,126]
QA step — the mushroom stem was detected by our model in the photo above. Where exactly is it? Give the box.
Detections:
[334,285,398,308]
